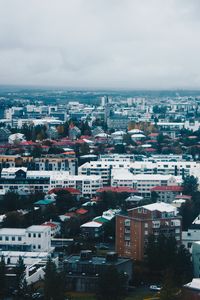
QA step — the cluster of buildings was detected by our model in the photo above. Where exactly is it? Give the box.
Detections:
[2,93,200,294]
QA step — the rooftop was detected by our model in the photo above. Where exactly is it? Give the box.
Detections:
[151,186,184,192]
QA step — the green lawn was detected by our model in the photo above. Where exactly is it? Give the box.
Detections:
[68,288,159,300]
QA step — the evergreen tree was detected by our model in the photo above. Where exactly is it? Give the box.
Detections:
[183,175,198,195]
[97,266,128,300]
[0,255,6,299]
[15,256,26,296]
[44,258,66,300]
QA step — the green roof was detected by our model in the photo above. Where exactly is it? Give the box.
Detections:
[93,217,109,224]
[34,199,55,205]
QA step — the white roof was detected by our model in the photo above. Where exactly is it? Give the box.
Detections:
[128,129,144,134]
[95,133,110,138]
[0,228,26,235]
[132,174,178,181]
[27,225,49,232]
[81,221,102,228]
[112,168,134,180]
[141,202,177,213]
[111,131,126,136]
[184,278,200,290]
[131,134,146,138]
[2,167,27,174]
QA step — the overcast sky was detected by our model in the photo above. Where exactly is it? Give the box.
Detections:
[0,0,200,89]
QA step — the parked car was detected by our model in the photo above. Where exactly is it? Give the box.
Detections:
[149,285,161,291]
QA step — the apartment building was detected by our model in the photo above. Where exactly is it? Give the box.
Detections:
[0,154,77,175]
[0,168,102,196]
[78,161,131,186]
[116,202,181,261]
[79,160,197,186]
[0,225,51,252]
[111,170,182,198]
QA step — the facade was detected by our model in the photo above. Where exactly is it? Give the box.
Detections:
[182,229,200,253]
[0,154,77,175]
[0,168,102,196]
[116,202,182,261]
[79,160,197,187]
[150,186,184,203]
[64,250,132,292]
[193,242,200,278]
[0,225,51,252]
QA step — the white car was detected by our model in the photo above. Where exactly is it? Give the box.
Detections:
[149,285,161,291]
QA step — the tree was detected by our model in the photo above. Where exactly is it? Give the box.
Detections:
[55,190,76,213]
[3,211,25,228]
[151,191,159,203]
[160,269,178,300]
[173,245,193,286]
[183,175,198,196]
[44,258,66,300]
[97,266,128,300]
[146,235,192,287]
[15,256,26,296]
[0,191,20,212]
[0,256,6,299]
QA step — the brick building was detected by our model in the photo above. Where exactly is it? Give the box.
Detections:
[116,202,181,261]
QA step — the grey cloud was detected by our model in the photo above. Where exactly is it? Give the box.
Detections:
[0,0,200,89]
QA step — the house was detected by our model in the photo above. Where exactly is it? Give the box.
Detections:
[80,221,103,239]
[64,250,132,292]
[8,133,25,144]
[42,221,61,237]
[34,199,55,211]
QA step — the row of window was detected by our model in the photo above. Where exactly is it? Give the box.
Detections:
[0,236,22,241]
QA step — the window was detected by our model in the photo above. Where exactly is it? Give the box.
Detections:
[38,234,41,238]
[38,245,41,249]
[0,236,2,241]
[33,245,36,249]
[12,237,15,241]
[5,236,9,241]
[33,233,36,238]
[28,233,31,238]
[145,223,148,228]
[18,237,22,241]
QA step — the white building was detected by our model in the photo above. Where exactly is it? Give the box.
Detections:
[182,229,200,253]
[1,251,58,285]
[0,225,51,252]
[192,242,200,277]
[111,170,182,198]
[79,159,198,186]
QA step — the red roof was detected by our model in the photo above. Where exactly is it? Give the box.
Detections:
[19,141,36,146]
[148,133,159,137]
[48,187,81,195]
[42,222,57,228]
[151,186,184,192]
[145,148,156,152]
[76,208,88,215]
[97,186,138,193]
[64,212,76,217]
[175,194,192,200]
